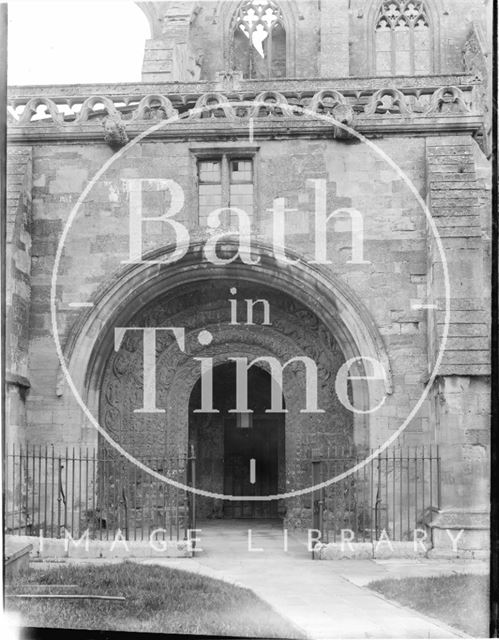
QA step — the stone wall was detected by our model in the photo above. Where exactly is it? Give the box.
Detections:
[142,1,201,82]
[143,0,323,81]
[140,0,491,82]
[23,134,432,449]
[424,134,490,552]
[4,0,491,545]
[4,118,487,541]
[426,135,491,378]
[6,146,32,446]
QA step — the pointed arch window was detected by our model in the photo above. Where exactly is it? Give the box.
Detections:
[232,0,286,79]
[375,1,432,76]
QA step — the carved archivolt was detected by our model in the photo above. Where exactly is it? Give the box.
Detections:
[99,282,354,462]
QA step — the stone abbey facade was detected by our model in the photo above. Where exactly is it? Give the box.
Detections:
[6,0,492,552]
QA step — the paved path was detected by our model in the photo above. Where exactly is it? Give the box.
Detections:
[130,522,486,639]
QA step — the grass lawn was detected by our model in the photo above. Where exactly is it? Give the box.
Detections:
[6,562,305,638]
[368,573,489,637]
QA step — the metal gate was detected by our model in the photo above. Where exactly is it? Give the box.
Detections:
[310,445,441,542]
[4,444,197,541]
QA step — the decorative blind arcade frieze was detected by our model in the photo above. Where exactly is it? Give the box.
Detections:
[7,85,474,129]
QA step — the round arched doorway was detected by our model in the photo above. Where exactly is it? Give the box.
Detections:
[62,242,391,530]
[97,277,355,518]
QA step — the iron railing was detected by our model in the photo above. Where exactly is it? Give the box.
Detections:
[4,444,197,542]
[5,443,440,544]
[309,445,441,543]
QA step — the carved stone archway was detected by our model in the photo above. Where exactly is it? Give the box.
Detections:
[99,278,354,454]
[59,241,392,526]
[97,274,358,525]
[62,241,392,462]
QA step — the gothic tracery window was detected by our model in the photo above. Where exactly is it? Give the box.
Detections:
[375,1,432,76]
[232,0,286,79]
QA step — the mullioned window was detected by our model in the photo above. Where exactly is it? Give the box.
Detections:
[231,0,286,79]
[375,0,431,75]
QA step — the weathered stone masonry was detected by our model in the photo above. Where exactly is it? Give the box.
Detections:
[5,0,492,551]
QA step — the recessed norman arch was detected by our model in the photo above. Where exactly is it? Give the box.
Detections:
[61,240,392,460]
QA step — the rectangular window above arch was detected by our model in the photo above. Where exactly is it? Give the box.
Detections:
[198,158,223,225]
[229,158,254,216]
[192,145,259,228]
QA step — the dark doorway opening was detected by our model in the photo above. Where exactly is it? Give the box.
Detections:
[188,362,285,520]
[223,414,283,518]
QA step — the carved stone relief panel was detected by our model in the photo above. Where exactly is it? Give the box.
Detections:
[98,278,355,518]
